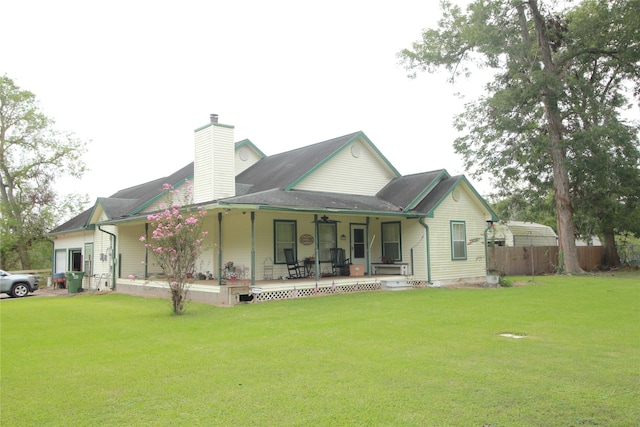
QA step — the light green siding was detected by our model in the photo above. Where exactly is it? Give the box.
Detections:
[52,230,94,272]
[425,183,488,282]
[293,139,395,196]
[92,223,117,278]
[118,223,150,278]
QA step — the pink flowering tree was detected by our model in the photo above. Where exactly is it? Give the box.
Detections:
[140,182,207,314]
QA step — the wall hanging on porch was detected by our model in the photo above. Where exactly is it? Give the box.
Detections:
[299,234,314,246]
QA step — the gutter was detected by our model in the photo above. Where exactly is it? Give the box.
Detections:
[98,225,117,290]
[258,205,411,218]
[484,220,495,274]
[46,237,56,281]
[418,219,433,284]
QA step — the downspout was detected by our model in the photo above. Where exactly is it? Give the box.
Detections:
[484,220,495,275]
[251,212,256,286]
[418,219,432,284]
[218,212,223,283]
[98,226,117,290]
[47,237,55,284]
[144,223,149,279]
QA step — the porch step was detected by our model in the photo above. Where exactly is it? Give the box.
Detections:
[381,278,412,291]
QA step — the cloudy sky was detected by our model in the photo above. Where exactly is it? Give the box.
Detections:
[4,0,492,205]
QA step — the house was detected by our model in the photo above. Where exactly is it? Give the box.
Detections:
[488,221,558,247]
[49,115,498,304]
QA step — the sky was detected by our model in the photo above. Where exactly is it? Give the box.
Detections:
[4,0,493,206]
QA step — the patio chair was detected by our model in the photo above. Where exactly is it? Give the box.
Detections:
[284,248,307,279]
[330,247,350,276]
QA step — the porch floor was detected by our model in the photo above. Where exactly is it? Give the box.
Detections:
[115,274,421,306]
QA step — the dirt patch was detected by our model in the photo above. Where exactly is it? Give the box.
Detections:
[443,282,488,289]
[511,281,533,287]
[499,333,527,339]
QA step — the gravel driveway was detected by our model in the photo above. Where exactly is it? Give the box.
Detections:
[0,287,74,299]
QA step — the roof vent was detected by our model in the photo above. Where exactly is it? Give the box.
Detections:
[210,114,219,124]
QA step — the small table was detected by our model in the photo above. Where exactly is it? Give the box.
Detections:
[303,259,315,277]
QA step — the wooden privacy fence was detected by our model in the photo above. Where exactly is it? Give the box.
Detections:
[487,246,605,275]
[4,269,52,286]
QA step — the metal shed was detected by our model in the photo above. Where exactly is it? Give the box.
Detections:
[489,221,558,247]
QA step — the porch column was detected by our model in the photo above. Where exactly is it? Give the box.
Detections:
[366,216,371,277]
[144,223,149,279]
[251,212,256,286]
[314,214,319,281]
[418,218,432,284]
[218,212,223,282]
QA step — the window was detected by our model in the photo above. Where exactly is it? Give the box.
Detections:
[318,222,336,262]
[70,249,83,271]
[381,222,401,261]
[274,220,296,263]
[352,227,365,259]
[451,221,467,260]
[84,243,94,277]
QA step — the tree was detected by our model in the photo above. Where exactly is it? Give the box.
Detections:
[140,182,208,315]
[399,0,640,273]
[0,75,88,270]
[559,0,640,265]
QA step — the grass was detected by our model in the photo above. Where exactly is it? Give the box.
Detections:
[1,272,639,426]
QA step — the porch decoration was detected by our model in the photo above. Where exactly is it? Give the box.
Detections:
[263,257,274,280]
[299,234,314,245]
[225,261,237,281]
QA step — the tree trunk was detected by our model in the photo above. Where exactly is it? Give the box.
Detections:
[17,244,30,270]
[551,154,582,273]
[602,227,620,268]
[529,0,583,273]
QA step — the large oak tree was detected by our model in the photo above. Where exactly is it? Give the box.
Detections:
[0,75,88,269]
[399,0,640,272]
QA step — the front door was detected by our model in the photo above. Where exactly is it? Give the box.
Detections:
[350,224,366,269]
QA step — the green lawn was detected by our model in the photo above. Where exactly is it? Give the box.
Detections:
[2,273,639,426]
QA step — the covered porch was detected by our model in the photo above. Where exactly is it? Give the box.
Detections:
[114,273,427,306]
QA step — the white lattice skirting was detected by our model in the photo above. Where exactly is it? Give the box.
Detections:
[253,280,382,303]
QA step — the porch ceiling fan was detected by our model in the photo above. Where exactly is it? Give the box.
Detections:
[313,215,341,223]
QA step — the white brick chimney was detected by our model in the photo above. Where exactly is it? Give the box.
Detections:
[193,114,235,203]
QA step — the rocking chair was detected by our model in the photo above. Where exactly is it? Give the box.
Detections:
[284,248,307,279]
[330,247,350,276]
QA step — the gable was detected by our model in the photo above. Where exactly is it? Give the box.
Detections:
[138,180,194,214]
[291,136,398,196]
[235,132,360,194]
[109,162,193,215]
[235,139,265,175]
[235,131,400,196]
[414,176,498,221]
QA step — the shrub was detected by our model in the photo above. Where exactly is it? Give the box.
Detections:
[140,181,207,314]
